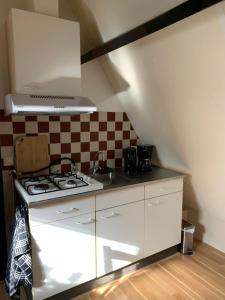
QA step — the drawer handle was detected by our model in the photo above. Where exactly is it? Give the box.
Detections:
[56,207,79,214]
[148,201,163,207]
[100,212,119,219]
[75,218,95,225]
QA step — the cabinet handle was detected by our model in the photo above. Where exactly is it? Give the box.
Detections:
[148,201,163,207]
[100,212,119,219]
[56,207,79,214]
[75,218,95,225]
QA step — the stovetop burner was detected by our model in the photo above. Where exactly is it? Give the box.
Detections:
[15,171,103,204]
[34,183,50,191]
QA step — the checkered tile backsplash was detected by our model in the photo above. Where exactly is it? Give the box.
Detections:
[0,111,139,173]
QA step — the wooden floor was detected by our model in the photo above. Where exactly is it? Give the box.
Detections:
[73,241,225,300]
[1,241,225,300]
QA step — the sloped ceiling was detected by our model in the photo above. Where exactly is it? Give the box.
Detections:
[68,0,186,54]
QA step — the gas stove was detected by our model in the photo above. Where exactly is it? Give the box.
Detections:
[14,171,103,205]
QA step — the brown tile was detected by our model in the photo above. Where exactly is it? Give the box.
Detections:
[0,110,11,121]
[115,140,122,149]
[107,131,115,140]
[90,112,98,121]
[99,141,107,150]
[115,158,122,168]
[71,153,81,162]
[61,164,71,173]
[0,134,13,146]
[71,115,80,121]
[38,122,49,133]
[123,131,130,139]
[123,112,129,121]
[107,112,115,121]
[49,116,60,121]
[130,139,137,146]
[71,132,80,142]
[61,143,71,153]
[99,122,107,131]
[50,154,61,163]
[107,150,115,159]
[115,122,123,131]
[50,133,60,144]
[60,122,70,132]
[81,142,90,152]
[81,122,90,132]
[90,151,97,161]
[25,116,37,121]
[13,122,25,134]
[90,132,99,141]
[81,162,90,173]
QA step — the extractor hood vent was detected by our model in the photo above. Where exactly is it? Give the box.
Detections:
[5,94,97,115]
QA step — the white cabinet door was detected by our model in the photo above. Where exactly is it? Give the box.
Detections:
[144,192,182,257]
[96,201,144,277]
[8,8,81,96]
[31,213,96,300]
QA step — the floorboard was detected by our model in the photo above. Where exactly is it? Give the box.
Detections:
[1,241,225,300]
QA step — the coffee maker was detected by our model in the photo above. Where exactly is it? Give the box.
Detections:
[137,145,154,172]
[123,147,137,174]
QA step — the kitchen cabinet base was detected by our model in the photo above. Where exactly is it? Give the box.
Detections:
[40,244,179,300]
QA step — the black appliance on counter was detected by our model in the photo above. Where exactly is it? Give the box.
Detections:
[137,144,154,172]
[123,147,137,174]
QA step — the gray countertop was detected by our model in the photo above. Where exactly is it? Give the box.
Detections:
[27,166,185,207]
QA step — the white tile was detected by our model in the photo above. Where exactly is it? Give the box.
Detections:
[90,122,98,132]
[0,122,13,134]
[115,112,123,122]
[60,133,71,143]
[71,122,81,132]
[25,122,38,134]
[37,115,49,122]
[107,159,115,169]
[90,142,98,152]
[99,132,107,141]
[123,140,130,148]
[76,162,81,172]
[107,122,115,131]
[81,152,90,162]
[60,115,70,122]
[80,114,90,122]
[115,149,122,158]
[50,143,61,155]
[61,153,71,159]
[71,143,81,153]
[115,131,122,140]
[50,165,61,174]
[123,122,130,131]
[1,146,14,161]
[107,141,115,150]
[49,122,60,133]
[98,112,107,121]
[130,130,137,139]
[81,132,90,142]
[13,134,25,145]
[12,115,25,122]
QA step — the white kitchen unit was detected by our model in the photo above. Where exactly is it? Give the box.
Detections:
[7,8,81,96]
[30,199,96,300]
[144,178,183,257]
[96,200,144,277]
[27,174,183,299]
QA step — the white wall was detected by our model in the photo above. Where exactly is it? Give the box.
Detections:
[99,2,225,252]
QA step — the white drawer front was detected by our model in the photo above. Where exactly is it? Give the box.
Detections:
[145,178,183,199]
[96,185,144,211]
[29,195,95,227]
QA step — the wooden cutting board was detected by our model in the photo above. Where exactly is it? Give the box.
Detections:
[15,135,50,176]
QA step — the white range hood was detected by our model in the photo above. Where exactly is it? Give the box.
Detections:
[5,7,96,115]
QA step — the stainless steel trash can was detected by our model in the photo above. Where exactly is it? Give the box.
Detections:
[180,220,195,255]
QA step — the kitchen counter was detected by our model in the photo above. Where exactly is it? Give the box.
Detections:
[26,165,185,207]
